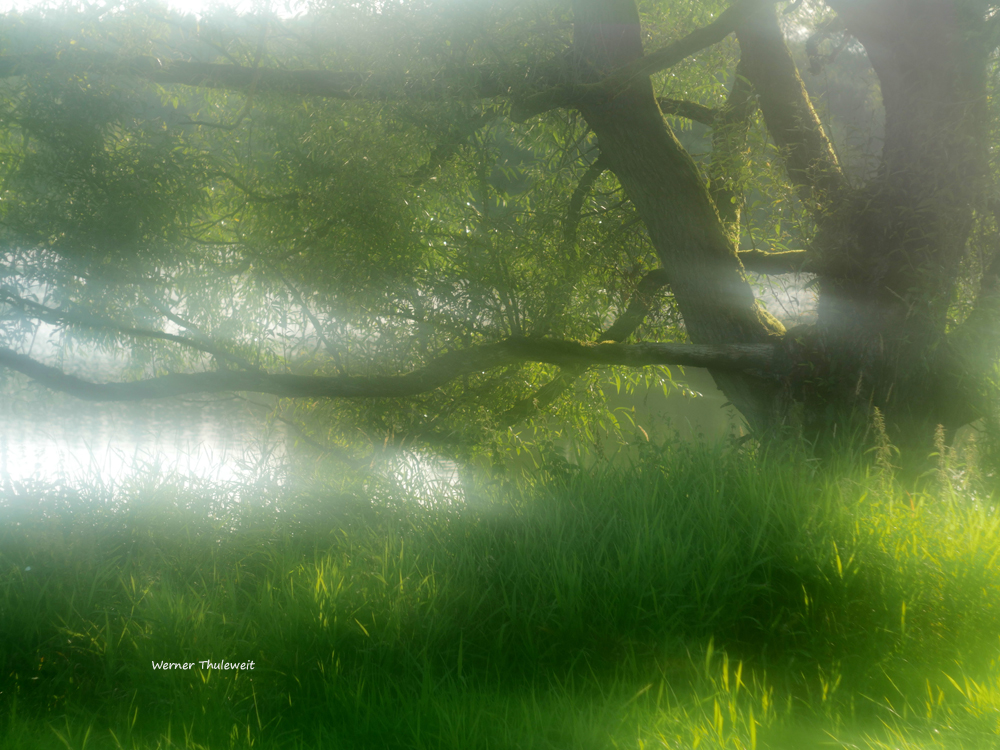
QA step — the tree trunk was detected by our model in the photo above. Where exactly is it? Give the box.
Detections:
[571,0,995,457]
[727,0,992,457]
[570,0,786,434]
[808,0,990,451]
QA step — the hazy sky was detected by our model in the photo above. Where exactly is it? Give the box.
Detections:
[0,0,305,18]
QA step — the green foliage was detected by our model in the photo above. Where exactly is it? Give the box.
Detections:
[0,0,699,456]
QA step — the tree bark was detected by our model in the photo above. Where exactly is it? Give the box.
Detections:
[569,0,785,434]
[724,0,995,452]
[810,0,990,446]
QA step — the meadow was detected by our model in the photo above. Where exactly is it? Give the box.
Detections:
[1,436,1000,749]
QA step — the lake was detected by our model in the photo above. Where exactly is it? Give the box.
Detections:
[0,392,283,489]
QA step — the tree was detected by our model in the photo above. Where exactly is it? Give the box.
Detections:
[0,0,997,464]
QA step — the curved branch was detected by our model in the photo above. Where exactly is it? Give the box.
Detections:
[805,15,848,75]
[211,170,300,204]
[562,154,609,247]
[408,139,468,187]
[407,112,495,187]
[738,249,812,274]
[536,153,610,335]
[0,338,774,402]
[615,0,754,83]
[2,32,727,128]
[0,6,747,128]
[266,265,345,373]
[600,269,672,342]
[510,84,590,123]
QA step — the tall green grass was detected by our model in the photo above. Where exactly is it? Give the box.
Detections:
[2,440,1000,748]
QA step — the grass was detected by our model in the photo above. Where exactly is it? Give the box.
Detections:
[1,439,1000,748]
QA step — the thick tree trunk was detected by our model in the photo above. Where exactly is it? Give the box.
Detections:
[806,0,990,449]
[728,0,993,456]
[570,0,786,434]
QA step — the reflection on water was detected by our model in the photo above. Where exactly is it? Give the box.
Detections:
[0,364,768,505]
[0,396,285,489]
[0,392,467,509]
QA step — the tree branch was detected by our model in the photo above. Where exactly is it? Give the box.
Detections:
[501,269,672,425]
[657,98,719,126]
[738,249,812,274]
[406,112,495,186]
[735,2,847,210]
[600,269,672,342]
[510,83,592,122]
[0,337,775,403]
[0,52,514,101]
[805,14,848,75]
[614,0,755,83]
[536,153,609,335]
[562,154,609,247]
[210,170,300,204]
[2,32,726,129]
[268,265,344,371]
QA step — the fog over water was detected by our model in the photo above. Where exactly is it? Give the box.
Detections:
[0,394,283,488]
[0,275,816,494]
